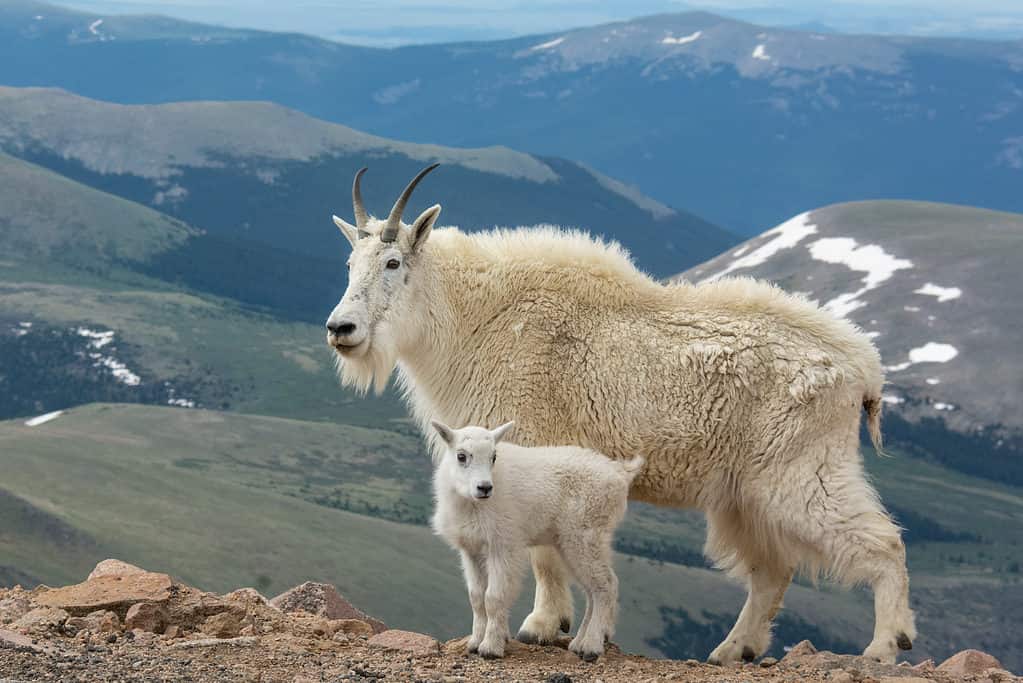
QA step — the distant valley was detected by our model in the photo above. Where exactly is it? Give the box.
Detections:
[2,1,1021,233]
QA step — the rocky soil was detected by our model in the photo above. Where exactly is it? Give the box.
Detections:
[0,560,1017,683]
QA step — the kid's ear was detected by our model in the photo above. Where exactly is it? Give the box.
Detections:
[491,421,515,443]
[410,204,441,253]
[431,419,456,446]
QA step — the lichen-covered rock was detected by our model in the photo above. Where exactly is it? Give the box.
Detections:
[270,582,385,633]
[937,649,1003,676]
[367,629,440,657]
[124,603,167,634]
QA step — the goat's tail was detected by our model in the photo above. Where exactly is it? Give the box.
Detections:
[863,394,887,457]
[620,455,646,480]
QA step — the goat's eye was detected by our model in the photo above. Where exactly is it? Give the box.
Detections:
[346,262,351,271]
[457,452,468,464]
[492,454,497,464]
[386,259,401,270]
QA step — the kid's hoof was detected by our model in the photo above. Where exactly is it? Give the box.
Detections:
[581,651,600,663]
[479,649,504,660]
[707,657,722,666]
[896,633,913,651]
[467,645,479,654]
[742,646,756,663]
[560,618,572,634]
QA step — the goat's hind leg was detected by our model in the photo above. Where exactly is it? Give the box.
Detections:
[561,531,619,662]
[705,507,793,665]
[517,545,574,644]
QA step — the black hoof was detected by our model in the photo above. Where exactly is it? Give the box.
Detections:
[480,651,502,660]
[516,629,539,644]
[581,651,600,663]
[741,646,756,663]
[560,618,572,634]
[896,633,913,651]
[707,657,721,666]
[467,645,478,654]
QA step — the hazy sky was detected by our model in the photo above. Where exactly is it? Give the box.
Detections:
[54,0,1023,44]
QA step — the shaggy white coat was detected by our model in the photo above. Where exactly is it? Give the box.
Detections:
[329,218,916,664]
[430,421,643,660]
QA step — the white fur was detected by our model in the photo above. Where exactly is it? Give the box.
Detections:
[430,421,643,660]
[328,209,916,663]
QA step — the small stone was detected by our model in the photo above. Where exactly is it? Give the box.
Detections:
[827,672,853,683]
[124,603,166,634]
[938,649,1003,676]
[368,629,440,657]
[547,674,573,683]
[105,633,117,644]
[170,636,258,649]
[223,588,269,607]
[200,611,245,639]
[163,625,181,640]
[11,606,68,633]
[760,656,778,668]
[782,640,818,662]
[879,678,930,683]
[332,630,350,644]
[87,559,148,580]
[270,582,386,633]
[333,618,375,637]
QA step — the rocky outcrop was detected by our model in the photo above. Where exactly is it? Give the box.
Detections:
[0,559,1017,683]
[269,581,386,633]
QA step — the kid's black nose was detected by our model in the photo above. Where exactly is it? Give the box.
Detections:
[477,483,493,496]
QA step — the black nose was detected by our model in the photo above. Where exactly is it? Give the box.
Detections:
[477,483,493,496]
[327,321,356,336]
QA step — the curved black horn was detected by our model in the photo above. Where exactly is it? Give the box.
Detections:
[381,163,440,243]
[352,167,370,238]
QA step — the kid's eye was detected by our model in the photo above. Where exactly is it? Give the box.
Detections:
[386,259,401,270]
[492,454,497,463]
[457,452,468,464]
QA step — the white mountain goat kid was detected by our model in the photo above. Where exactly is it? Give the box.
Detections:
[430,420,643,661]
[326,165,917,664]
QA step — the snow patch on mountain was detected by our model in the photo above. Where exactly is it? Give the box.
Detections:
[915,282,962,302]
[807,237,913,318]
[25,410,64,427]
[703,212,816,281]
[530,37,565,51]
[89,19,103,35]
[663,31,702,46]
[753,44,770,60]
[886,342,959,372]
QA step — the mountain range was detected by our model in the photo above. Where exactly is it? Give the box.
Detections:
[2,1,1022,234]
[679,200,1023,484]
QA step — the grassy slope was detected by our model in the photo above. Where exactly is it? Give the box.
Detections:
[0,403,881,660]
[5,403,1023,664]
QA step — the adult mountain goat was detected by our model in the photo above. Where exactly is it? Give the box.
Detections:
[325,165,916,664]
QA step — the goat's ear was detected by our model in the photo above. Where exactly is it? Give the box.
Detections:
[431,419,456,447]
[332,215,359,248]
[410,204,441,253]
[491,421,515,444]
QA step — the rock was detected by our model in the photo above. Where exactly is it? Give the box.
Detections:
[782,640,818,662]
[270,582,386,633]
[124,603,166,634]
[223,588,269,607]
[35,572,174,616]
[0,587,32,625]
[201,611,246,639]
[368,629,440,657]
[984,668,1017,682]
[828,672,854,683]
[12,606,69,633]
[163,625,181,640]
[910,659,934,673]
[66,610,121,634]
[170,636,258,649]
[880,678,930,683]
[87,559,147,580]
[332,618,375,637]
[546,675,572,683]
[0,628,39,651]
[760,656,779,668]
[938,649,1003,676]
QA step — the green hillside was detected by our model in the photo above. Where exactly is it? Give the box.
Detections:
[2,404,1021,666]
